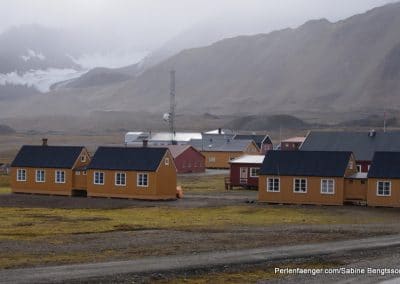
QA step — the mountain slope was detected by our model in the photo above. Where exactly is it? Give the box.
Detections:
[107,2,400,115]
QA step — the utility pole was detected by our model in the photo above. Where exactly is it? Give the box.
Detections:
[169,70,176,144]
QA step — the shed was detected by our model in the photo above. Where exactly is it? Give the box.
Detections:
[229,155,265,189]
[166,145,205,174]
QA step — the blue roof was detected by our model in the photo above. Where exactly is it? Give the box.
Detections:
[301,131,400,161]
[368,152,400,179]
[11,146,84,169]
[260,150,352,177]
[88,147,168,171]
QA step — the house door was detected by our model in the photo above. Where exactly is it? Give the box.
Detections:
[240,167,248,184]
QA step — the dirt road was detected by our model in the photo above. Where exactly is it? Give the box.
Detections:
[2,234,400,284]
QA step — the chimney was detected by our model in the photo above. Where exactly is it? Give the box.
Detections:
[218,128,222,134]
[142,139,148,147]
[42,138,48,146]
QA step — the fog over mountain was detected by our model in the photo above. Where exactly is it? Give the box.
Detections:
[0,0,399,131]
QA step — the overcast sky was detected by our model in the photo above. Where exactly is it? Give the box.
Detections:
[0,0,397,52]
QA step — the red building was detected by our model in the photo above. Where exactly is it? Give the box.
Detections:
[280,137,306,151]
[229,155,265,189]
[166,145,205,174]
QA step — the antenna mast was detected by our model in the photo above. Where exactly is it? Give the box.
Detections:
[169,70,176,144]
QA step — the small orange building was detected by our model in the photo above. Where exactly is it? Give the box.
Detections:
[190,139,259,169]
[258,151,357,205]
[367,152,400,207]
[10,142,90,196]
[86,147,177,200]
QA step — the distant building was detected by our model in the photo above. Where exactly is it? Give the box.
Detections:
[280,137,305,151]
[125,131,202,146]
[300,130,400,172]
[229,155,264,189]
[165,145,205,174]
[233,134,273,154]
[86,147,177,200]
[190,138,259,169]
[10,140,91,196]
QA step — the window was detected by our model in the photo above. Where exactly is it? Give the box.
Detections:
[75,171,80,176]
[137,173,148,187]
[293,178,307,193]
[349,161,354,170]
[80,155,86,162]
[377,181,391,196]
[83,171,87,175]
[165,158,169,166]
[367,165,371,171]
[267,177,280,192]
[94,171,104,185]
[36,169,45,182]
[356,165,361,172]
[321,179,335,194]
[17,169,26,181]
[55,170,65,183]
[250,168,260,178]
[115,172,126,186]
[209,157,216,163]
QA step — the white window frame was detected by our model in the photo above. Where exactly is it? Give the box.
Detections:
[137,173,149,187]
[80,155,86,162]
[35,169,45,183]
[377,181,391,196]
[321,179,335,195]
[165,157,169,166]
[250,167,259,178]
[356,165,361,173]
[83,171,87,175]
[17,168,27,182]
[267,177,280,192]
[349,161,354,170]
[209,157,216,163]
[55,170,66,184]
[75,171,80,176]
[115,172,126,186]
[293,178,307,193]
[94,171,104,185]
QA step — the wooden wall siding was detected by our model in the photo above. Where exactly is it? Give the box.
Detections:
[367,178,400,207]
[344,179,367,201]
[258,176,345,205]
[202,142,260,169]
[345,155,358,177]
[87,152,177,200]
[10,167,73,196]
[72,171,87,190]
[174,148,205,173]
[230,163,260,188]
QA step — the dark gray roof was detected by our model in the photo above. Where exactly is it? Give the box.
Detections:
[234,134,271,148]
[368,152,400,179]
[189,138,254,152]
[11,146,84,169]
[260,150,352,177]
[300,131,400,161]
[87,147,167,171]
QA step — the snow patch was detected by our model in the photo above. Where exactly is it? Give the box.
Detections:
[0,68,87,92]
[72,50,148,69]
[20,49,46,62]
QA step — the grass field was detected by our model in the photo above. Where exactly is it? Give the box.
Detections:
[0,204,394,241]
[178,174,227,193]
